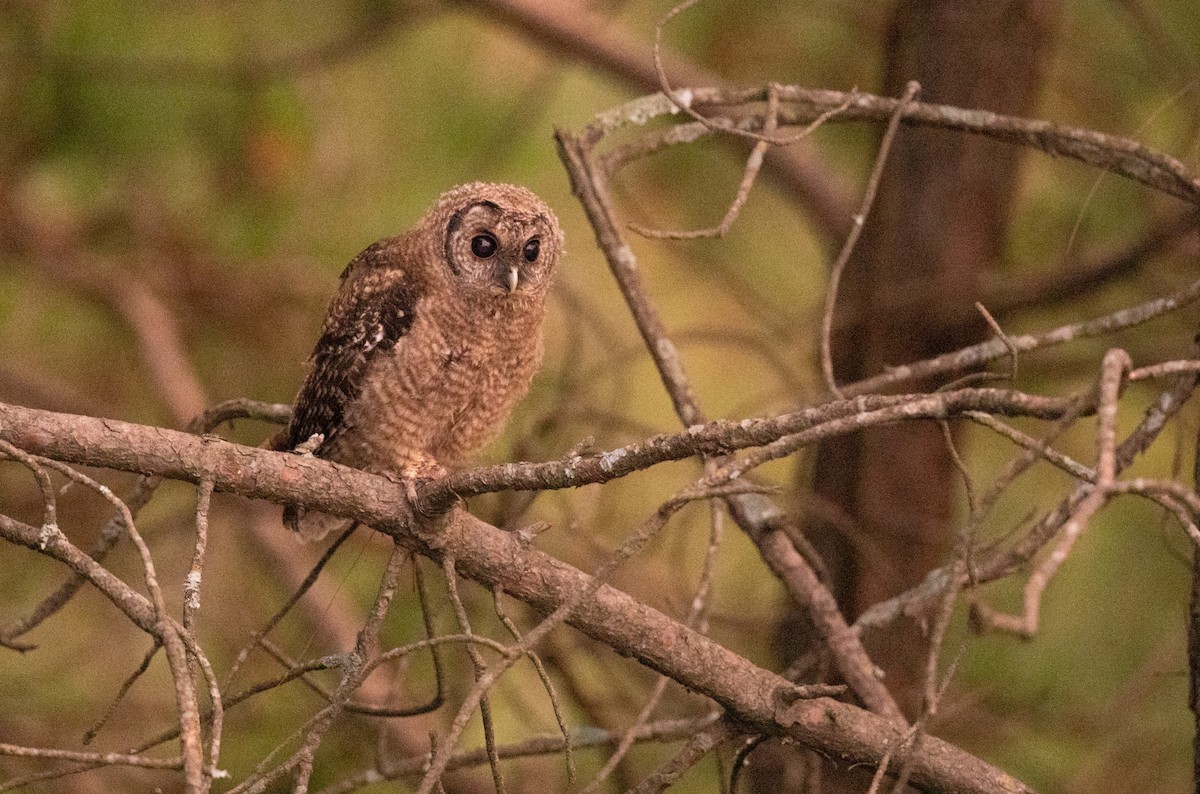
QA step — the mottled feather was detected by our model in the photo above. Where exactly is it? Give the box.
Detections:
[283,242,418,456]
[275,182,562,539]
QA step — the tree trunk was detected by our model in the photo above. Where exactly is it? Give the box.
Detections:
[757,0,1059,787]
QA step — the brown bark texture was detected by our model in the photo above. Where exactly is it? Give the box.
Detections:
[802,0,1060,715]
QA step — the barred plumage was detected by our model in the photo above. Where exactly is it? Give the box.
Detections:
[273,183,563,538]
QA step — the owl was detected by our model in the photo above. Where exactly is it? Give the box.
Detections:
[272,182,563,538]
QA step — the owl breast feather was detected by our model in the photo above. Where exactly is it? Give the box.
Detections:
[310,286,546,475]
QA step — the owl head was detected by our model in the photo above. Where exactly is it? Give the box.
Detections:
[428,182,563,298]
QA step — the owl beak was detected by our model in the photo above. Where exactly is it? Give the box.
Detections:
[505,265,519,293]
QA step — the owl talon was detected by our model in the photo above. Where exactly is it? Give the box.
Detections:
[293,433,325,456]
[378,466,446,513]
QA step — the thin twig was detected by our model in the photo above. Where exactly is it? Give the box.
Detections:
[317,716,720,794]
[820,80,921,398]
[184,478,213,634]
[840,276,1200,397]
[857,367,1199,633]
[0,742,181,770]
[27,456,206,790]
[651,2,827,147]
[973,349,1130,637]
[441,556,507,794]
[975,301,1017,381]
[585,83,1200,204]
[627,715,737,794]
[585,466,731,790]
[0,399,287,647]
[416,482,763,794]
[82,641,161,746]
[629,84,780,240]
[231,543,409,794]
[224,523,358,686]
[629,84,853,240]
[425,387,1078,510]
[965,411,1095,482]
[491,588,575,785]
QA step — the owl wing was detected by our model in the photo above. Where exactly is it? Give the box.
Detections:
[283,244,418,457]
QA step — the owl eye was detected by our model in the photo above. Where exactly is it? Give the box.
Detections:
[523,238,540,263]
[470,234,498,258]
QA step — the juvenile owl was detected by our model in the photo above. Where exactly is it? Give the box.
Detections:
[274,182,563,538]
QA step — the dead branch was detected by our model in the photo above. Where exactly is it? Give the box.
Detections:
[463,0,858,241]
[0,403,1032,793]
[586,86,1200,205]
[856,366,1200,633]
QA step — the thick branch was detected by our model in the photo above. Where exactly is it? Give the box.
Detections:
[0,403,1031,793]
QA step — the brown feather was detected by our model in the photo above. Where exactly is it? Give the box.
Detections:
[278,183,562,538]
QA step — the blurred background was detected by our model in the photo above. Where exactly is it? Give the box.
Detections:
[2,1,1200,791]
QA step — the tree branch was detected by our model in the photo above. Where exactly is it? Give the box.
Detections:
[0,403,1031,793]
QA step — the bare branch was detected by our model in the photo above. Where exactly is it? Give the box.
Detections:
[857,365,1200,633]
[585,85,1200,205]
[0,404,1031,793]
[821,80,921,397]
[0,743,181,771]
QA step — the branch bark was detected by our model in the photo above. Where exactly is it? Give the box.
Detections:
[0,402,1032,794]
